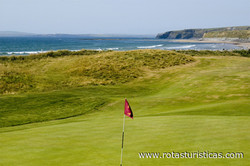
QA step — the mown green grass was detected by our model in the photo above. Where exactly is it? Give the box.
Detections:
[0,51,249,165]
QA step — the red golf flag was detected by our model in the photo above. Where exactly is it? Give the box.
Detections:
[124,99,133,119]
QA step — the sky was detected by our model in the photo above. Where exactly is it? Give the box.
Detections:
[0,0,249,35]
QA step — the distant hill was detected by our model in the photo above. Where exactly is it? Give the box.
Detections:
[0,31,36,37]
[156,26,250,39]
[37,34,155,38]
[204,30,250,39]
[0,31,154,38]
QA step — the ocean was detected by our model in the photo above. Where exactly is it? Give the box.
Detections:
[0,36,242,55]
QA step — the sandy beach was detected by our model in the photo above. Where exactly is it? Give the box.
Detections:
[234,42,250,49]
[174,39,250,49]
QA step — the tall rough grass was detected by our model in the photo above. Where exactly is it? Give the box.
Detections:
[0,49,194,94]
[177,49,250,57]
[0,49,105,62]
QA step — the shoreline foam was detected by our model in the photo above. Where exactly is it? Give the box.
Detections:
[173,39,250,49]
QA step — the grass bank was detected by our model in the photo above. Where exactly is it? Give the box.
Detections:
[204,30,250,39]
[0,49,194,94]
[0,49,194,127]
[0,50,249,165]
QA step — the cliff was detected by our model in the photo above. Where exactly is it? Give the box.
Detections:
[156,26,250,39]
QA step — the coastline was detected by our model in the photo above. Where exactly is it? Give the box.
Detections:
[173,39,250,49]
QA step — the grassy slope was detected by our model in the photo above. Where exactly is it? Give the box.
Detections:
[204,30,250,39]
[0,53,249,165]
[0,50,194,127]
[0,50,193,94]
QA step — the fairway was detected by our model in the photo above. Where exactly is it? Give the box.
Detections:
[0,55,249,165]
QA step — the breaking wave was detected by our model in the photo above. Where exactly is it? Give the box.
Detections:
[165,45,196,49]
[107,48,119,50]
[137,44,163,49]
[1,51,46,55]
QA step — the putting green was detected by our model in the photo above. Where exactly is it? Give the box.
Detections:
[0,56,249,165]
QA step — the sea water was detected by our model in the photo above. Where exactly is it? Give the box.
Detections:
[0,36,242,55]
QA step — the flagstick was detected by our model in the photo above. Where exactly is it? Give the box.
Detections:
[120,114,125,166]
